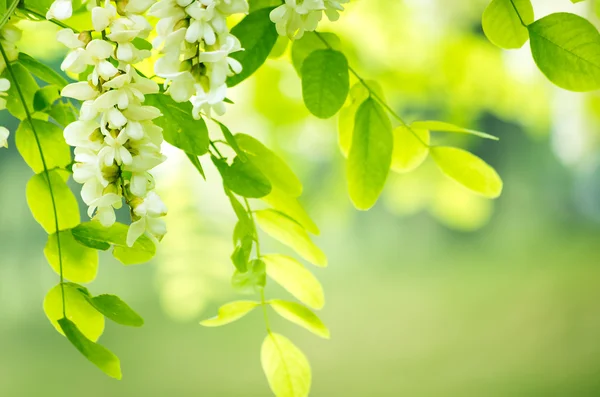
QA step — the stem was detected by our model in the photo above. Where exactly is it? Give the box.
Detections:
[210,140,224,158]
[314,31,429,148]
[0,43,67,317]
[509,0,527,28]
[1,0,20,30]
[19,7,75,31]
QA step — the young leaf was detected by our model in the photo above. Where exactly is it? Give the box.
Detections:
[18,52,69,89]
[269,300,330,339]
[528,13,600,92]
[58,318,122,380]
[263,254,324,310]
[482,0,534,49]
[232,259,267,293]
[235,133,303,197]
[27,171,80,234]
[261,333,311,397]
[88,295,144,327]
[410,121,499,140]
[217,156,272,198]
[16,119,71,173]
[71,222,156,265]
[291,31,341,75]
[227,7,279,87]
[33,85,61,112]
[391,126,430,173]
[44,283,105,342]
[431,147,503,198]
[254,209,327,267]
[50,102,77,127]
[231,234,253,272]
[200,301,260,327]
[301,49,349,119]
[261,188,319,235]
[3,62,39,120]
[145,93,210,155]
[347,98,393,210]
[45,230,99,284]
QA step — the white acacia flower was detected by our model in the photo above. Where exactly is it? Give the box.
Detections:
[324,0,348,21]
[98,130,133,166]
[126,191,168,246]
[64,120,103,150]
[0,127,9,148]
[190,83,227,118]
[62,82,100,101]
[92,1,117,32]
[46,0,73,21]
[270,0,326,39]
[95,69,159,109]
[88,193,123,227]
[86,39,119,85]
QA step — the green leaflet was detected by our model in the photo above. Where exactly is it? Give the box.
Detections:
[263,254,324,310]
[27,171,80,234]
[44,283,105,342]
[261,333,311,397]
[33,85,61,112]
[410,121,499,141]
[235,133,303,197]
[216,121,247,161]
[232,258,267,293]
[71,222,156,265]
[431,146,503,199]
[261,188,319,235]
[186,153,206,180]
[58,318,122,380]
[269,300,330,339]
[482,0,534,49]
[231,234,253,272]
[391,126,430,174]
[49,102,77,127]
[214,156,272,198]
[16,119,71,173]
[528,13,600,92]
[200,301,260,327]
[347,98,393,210]
[145,93,210,155]
[45,230,99,284]
[249,0,282,12]
[291,31,341,75]
[3,62,39,120]
[301,49,349,119]
[227,7,279,87]
[18,52,69,89]
[88,294,144,327]
[254,209,327,267]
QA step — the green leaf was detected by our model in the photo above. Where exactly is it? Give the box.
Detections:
[186,153,206,180]
[263,254,324,310]
[45,230,99,284]
[231,234,253,272]
[227,7,279,87]
[269,300,329,339]
[33,85,61,112]
[338,81,384,157]
[391,126,430,174]
[58,318,122,380]
[16,119,71,174]
[216,156,272,198]
[232,258,267,293]
[3,62,39,120]
[301,49,349,119]
[262,188,319,235]
[132,37,152,51]
[528,13,600,92]
[225,187,254,240]
[200,301,260,327]
[431,147,503,198]
[44,283,105,342]
[216,121,247,161]
[71,222,156,265]
[261,333,311,397]
[249,0,282,12]
[291,31,341,75]
[145,93,209,155]
[254,209,327,267]
[235,133,303,197]
[347,98,393,210]
[482,0,534,49]
[410,121,499,140]
[18,52,69,88]
[88,294,144,327]
[27,171,80,234]
[49,102,77,127]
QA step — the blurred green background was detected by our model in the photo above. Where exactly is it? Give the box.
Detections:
[3,0,600,395]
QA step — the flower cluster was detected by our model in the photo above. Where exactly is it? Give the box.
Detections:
[149,0,248,118]
[270,0,348,39]
[0,20,21,148]
[52,0,168,246]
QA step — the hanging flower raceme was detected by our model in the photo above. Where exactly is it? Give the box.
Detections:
[270,0,348,39]
[149,0,248,118]
[52,0,168,246]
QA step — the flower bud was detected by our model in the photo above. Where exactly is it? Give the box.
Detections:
[78,31,92,46]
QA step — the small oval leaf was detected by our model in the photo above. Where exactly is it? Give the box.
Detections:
[482,0,534,49]
[269,300,330,339]
[391,126,430,173]
[200,301,260,327]
[261,333,311,397]
[44,230,99,284]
